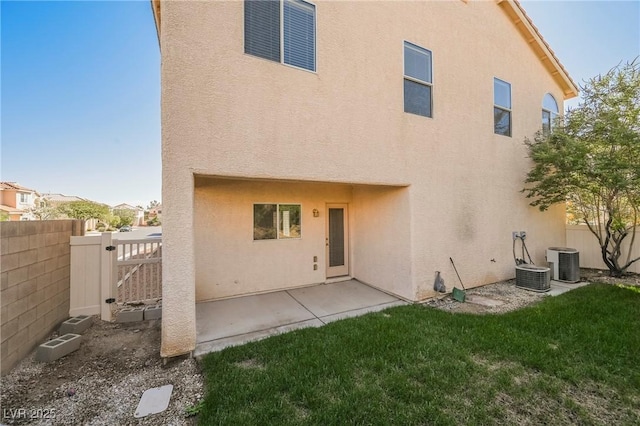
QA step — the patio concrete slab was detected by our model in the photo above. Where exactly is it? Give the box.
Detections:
[196,291,315,343]
[546,280,590,297]
[320,300,407,323]
[194,318,324,358]
[288,280,400,317]
[195,280,404,356]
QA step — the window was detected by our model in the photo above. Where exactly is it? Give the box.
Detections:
[404,41,432,118]
[19,193,28,203]
[254,203,301,240]
[494,78,512,137]
[542,93,559,134]
[245,0,316,72]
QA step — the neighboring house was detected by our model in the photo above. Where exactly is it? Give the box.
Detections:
[112,203,145,226]
[41,193,98,230]
[40,193,86,206]
[147,204,162,222]
[151,0,578,357]
[0,182,39,221]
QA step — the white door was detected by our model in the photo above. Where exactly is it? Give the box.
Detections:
[326,204,349,278]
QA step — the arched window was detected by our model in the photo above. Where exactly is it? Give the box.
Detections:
[542,93,559,134]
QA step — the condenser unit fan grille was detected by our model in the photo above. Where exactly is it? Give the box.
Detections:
[558,251,580,282]
[516,265,551,292]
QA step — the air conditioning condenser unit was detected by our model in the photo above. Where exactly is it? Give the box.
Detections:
[546,247,580,283]
[515,264,551,292]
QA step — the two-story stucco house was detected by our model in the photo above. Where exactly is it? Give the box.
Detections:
[0,182,39,221]
[151,0,578,357]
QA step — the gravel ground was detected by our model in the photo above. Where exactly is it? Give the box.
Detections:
[2,268,636,425]
[423,268,639,314]
[0,320,203,426]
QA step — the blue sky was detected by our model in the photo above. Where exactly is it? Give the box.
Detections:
[1,1,638,207]
[2,0,160,207]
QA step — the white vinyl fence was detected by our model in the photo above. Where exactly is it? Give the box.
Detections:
[70,233,162,321]
[566,225,640,274]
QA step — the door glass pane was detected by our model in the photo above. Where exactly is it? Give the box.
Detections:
[329,208,344,267]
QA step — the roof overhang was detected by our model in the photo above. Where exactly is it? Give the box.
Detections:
[151,0,161,46]
[0,204,24,214]
[497,0,579,99]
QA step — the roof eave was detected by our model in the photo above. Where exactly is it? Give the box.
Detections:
[497,0,579,100]
[151,0,161,47]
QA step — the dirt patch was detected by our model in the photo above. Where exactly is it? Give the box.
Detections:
[0,318,203,425]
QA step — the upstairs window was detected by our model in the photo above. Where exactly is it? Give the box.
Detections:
[403,41,433,118]
[245,0,316,72]
[542,93,559,134]
[494,78,512,137]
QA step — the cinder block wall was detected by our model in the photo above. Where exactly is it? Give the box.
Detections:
[1,220,84,375]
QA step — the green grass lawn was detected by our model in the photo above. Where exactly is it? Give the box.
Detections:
[199,284,640,425]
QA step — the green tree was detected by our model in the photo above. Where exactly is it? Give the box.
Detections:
[113,208,135,227]
[523,59,640,276]
[57,200,110,222]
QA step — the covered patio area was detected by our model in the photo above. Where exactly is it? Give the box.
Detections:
[194,280,407,357]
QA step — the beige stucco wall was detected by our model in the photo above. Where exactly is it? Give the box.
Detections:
[351,185,413,300]
[160,0,571,356]
[194,177,414,301]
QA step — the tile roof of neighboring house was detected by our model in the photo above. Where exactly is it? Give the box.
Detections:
[0,182,37,193]
[0,204,25,214]
[113,203,139,210]
[41,193,86,203]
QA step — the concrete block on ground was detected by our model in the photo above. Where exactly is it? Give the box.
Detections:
[59,315,93,335]
[117,307,145,323]
[144,304,162,320]
[35,333,81,362]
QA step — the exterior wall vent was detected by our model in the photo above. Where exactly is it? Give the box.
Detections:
[515,264,551,292]
[546,247,580,283]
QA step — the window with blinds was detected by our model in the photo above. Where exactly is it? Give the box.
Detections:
[244,0,316,72]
